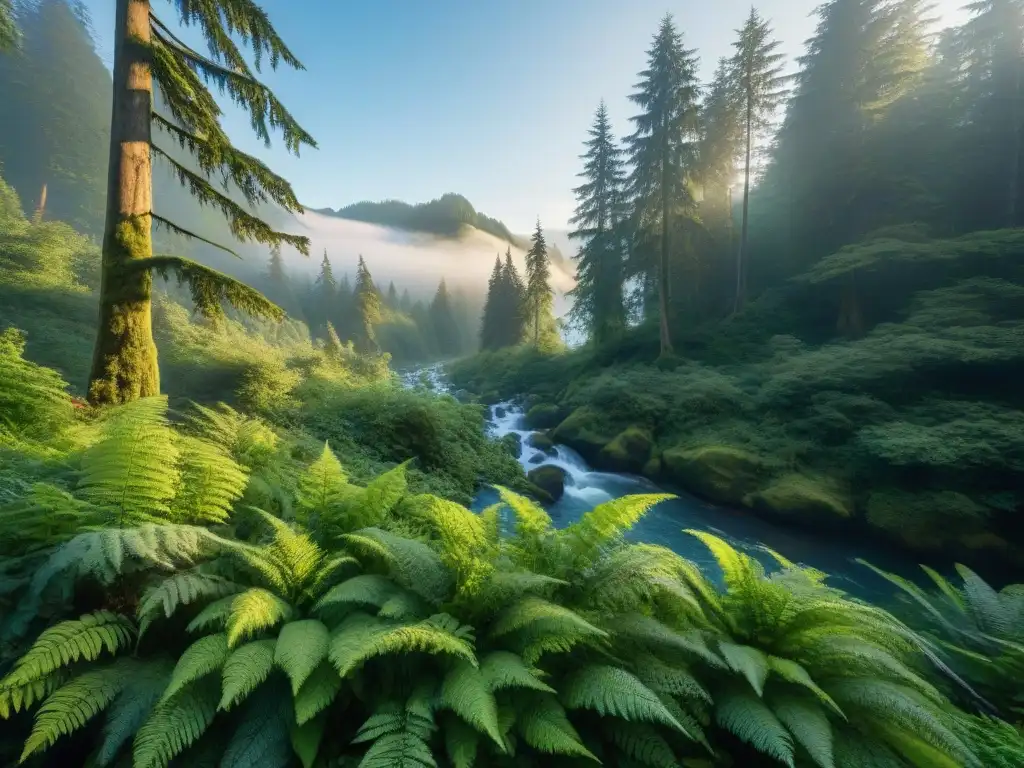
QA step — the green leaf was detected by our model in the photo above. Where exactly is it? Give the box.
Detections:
[220,684,293,768]
[226,588,294,648]
[162,634,229,702]
[294,663,342,725]
[770,693,836,768]
[715,687,795,767]
[132,678,219,768]
[720,642,770,696]
[480,651,554,693]
[219,639,276,711]
[440,661,503,748]
[562,665,690,735]
[275,619,329,694]
[291,713,327,768]
[516,693,596,761]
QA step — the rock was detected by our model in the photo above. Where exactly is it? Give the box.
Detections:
[551,408,611,465]
[662,444,765,505]
[747,474,852,527]
[600,426,654,473]
[500,433,522,459]
[527,432,555,453]
[524,403,564,430]
[527,465,568,502]
[495,406,507,419]
[528,452,546,464]
[642,454,662,479]
[453,389,473,403]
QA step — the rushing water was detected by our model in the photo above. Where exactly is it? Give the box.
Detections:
[400,364,919,601]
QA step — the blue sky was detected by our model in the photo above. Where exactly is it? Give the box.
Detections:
[82,0,968,234]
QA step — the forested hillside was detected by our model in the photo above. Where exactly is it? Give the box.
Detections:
[451,1,1024,576]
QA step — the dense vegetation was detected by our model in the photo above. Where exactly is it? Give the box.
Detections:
[452,0,1024,575]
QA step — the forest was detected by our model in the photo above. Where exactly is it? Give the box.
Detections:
[1,0,1023,767]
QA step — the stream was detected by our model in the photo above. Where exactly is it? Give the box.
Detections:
[401,364,919,602]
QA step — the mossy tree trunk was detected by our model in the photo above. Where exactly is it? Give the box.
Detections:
[658,114,673,357]
[88,0,158,405]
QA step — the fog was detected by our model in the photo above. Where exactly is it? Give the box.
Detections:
[279,210,577,320]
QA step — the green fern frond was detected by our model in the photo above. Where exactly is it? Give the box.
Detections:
[1,611,135,695]
[78,397,180,524]
[252,509,326,594]
[955,564,1010,635]
[304,554,360,600]
[720,642,770,696]
[295,442,349,522]
[132,677,219,768]
[562,665,690,735]
[417,498,493,595]
[187,594,237,634]
[564,494,673,562]
[95,659,174,766]
[476,569,568,608]
[612,613,726,668]
[138,570,242,636]
[185,404,280,471]
[358,461,410,528]
[170,435,249,525]
[294,662,342,725]
[480,651,554,693]
[343,528,452,604]
[490,597,606,640]
[226,588,295,647]
[440,660,504,748]
[770,692,836,768]
[0,672,63,719]
[219,638,276,711]
[378,590,432,620]
[20,662,130,760]
[496,486,552,538]
[290,713,327,768]
[632,654,710,704]
[316,574,403,612]
[715,686,795,767]
[686,529,765,600]
[443,713,480,768]
[162,634,229,702]
[873,720,972,768]
[218,538,290,596]
[767,656,843,717]
[581,543,701,615]
[516,693,597,761]
[354,700,438,768]
[329,612,477,678]
[275,619,329,694]
[607,721,678,768]
[219,684,294,768]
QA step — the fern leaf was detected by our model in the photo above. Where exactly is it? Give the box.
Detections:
[253,509,326,591]
[443,713,480,768]
[496,486,552,538]
[304,554,360,601]
[873,719,977,768]
[490,597,606,640]
[170,435,249,525]
[316,574,401,612]
[562,665,690,735]
[162,634,229,702]
[290,713,326,768]
[565,494,673,561]
[955,564,1009,635]
[187,594,237,634]
[771,693,836,768]
[275,619,329,694]
[21,663,129,759]
[440,660,504,748]
[294,662,342,725]
[295,442,349,521]
[720,642,770,696]
[359,461,410,527]
[132,677,219,768]
[330,612,477,678]
[607,721,677,768]
[612,613,726,668]
[95,659,174,766]
[480,651,554,693]
[686,529,765,598]
[343,528,452,603]
[358,731,437,767]
[767,656,843,717]
[220,684,294,768]
[137,570,242,636]
[226,588,294,648]
[219,638,276,711]
[516,693,597,760]
[715,687,795,767]
[416,498,493,594]
[632,654,710,704]
[78,397,180,523]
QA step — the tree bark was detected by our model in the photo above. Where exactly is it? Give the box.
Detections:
[735,83,753,314]
[658,117,673,356]
[88,0,158,405]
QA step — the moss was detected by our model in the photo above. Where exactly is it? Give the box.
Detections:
[527,465,566,502]
[599,426,654,473]
[524,403,564,429]
[865,489,990,551]
[662,444,766,505]
[551,407,612,465]
[642,453,662,478]
[500,432,522,459]
[746,474,852,526]
[526,431,555,453]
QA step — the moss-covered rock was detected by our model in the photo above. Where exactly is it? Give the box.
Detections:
[527,431,555,453]
[525,403,564,429]
[551,407,612,465]
[527,452,546,464]
[599,426,654,473]
[746,474,852,527]
[527,465,567,502]
[865,489,988,551]
[642,454,662,478]
[662,444,765,505]
[500,432,522,459]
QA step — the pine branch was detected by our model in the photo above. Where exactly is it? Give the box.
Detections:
[123,255,285,322]
[150,144,310,254]
[151,214,241,258]
[153,113,303,213]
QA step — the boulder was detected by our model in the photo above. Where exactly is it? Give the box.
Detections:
[528,452,546,464]
[747,474,852,527]
[527,431,555,453]
[551,408,611,465]
[528,465,568,502]
[662,444,765,505]
[500,433,522,459]
[599,426,654,473]
[642,454,663,479]
[495,405,507,419]
[525,403,564,430]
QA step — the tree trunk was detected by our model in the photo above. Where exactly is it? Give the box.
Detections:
[1008,50,1023,228]
[658,121,673,356]
[88,0,158,405]
[32,183,47,223]
[735,85,753,314]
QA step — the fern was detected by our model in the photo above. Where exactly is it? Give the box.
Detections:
[767,655,843,716]
[219,638,276,711]
[317,574,404,612]
[606,721,678,768]
[132,677,219,768]
[226,588,295,647]
[170,435,249,525]
[220,684,294,768]
[294,662,342,725]
[95,659,174,766]
[490,596,605,640]
[480,650,554,693]
[496,485,552,538]
[137,569,242,636]
[291,713,327,768]
[161,634,229,702]
[187,594,237,634]
[343,527,452,603]
[354,700,438,768]
[443,713,481,768]
[358,460,410,527]
[439,660,504,748]
[415,498,493,595]
[562,665,690,735]
[275,619,330,693]
[719,641,770,695]
[295,442,349,522]
[564,494,673,563]
[715,686,795,767]
[770,692,836,768]
[516,693,596,760]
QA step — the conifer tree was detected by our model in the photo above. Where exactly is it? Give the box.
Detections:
[0,0,16,51]
[386,280,399,309]
[334,271,354,340]
[625,13,702,356]
[523,218,556,347]
[399,288,412,314]
[87,0,315,405]
[569,100,627,343]
[312,251,337,338]
[501,247,526,346]
[429,278,460,357]
[729,8,787,311]
[353,255,382,354]
[479,255,503,350]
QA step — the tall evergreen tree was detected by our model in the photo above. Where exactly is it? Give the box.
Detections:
[353,255,382,354]
[625,13,702,356]
[523,218,556,347]
[386,280,399,309]
[569,100,627,343]
[0,0,17,51]
[399,288,413,314]
[728,8,787,311]
[87,0,315,405]
[501,247,526,346]
[429,278,460,357]
[312,250,336,338]
[479,255,503,350]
